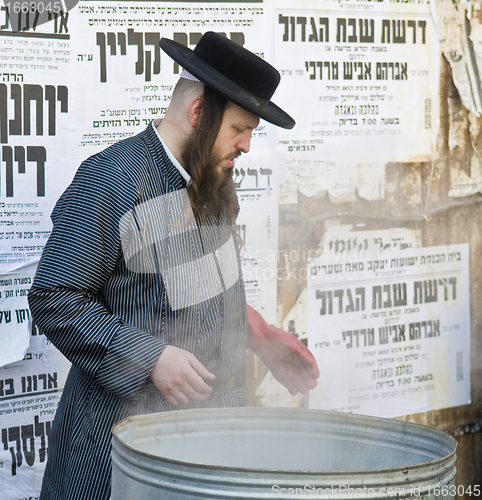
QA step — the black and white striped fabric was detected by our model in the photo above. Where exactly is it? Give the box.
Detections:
[28,123,248,500]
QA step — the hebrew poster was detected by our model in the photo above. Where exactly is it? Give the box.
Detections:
[308,243,471,418]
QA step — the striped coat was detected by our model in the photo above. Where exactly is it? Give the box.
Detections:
[28,123,248,500]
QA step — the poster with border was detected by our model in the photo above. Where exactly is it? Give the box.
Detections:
[307,243,471,418]
[0,1,279,496]
[274,0,440,197]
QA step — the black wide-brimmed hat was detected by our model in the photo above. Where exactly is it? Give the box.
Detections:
[159,32,295,129]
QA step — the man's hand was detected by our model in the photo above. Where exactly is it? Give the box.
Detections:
[150,345,216,406]
[246,305,320,396]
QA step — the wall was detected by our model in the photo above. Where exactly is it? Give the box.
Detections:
[0,0,480,497]
[246,7,482,492]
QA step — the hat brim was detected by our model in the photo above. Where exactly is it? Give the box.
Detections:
[160,38,295,130]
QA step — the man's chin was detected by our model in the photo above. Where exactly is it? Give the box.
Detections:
[215,164,234,179]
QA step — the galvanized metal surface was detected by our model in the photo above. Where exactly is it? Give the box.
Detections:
[111,407,457,499]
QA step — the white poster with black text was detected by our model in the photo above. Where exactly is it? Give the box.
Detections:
[308,243,471,417]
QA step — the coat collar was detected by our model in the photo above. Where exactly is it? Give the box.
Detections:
[140,121,187,190]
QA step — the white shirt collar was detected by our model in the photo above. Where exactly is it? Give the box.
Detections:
[152,120,191,185]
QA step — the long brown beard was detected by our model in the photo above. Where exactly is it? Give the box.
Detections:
[181,134,239,224]
[178,85,240,227]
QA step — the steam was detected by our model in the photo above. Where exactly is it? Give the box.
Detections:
[117,187,247,416]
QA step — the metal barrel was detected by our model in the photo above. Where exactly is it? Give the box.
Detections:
[111,407,457,499]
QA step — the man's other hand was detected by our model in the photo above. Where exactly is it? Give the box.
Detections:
[246,305,320,396]
[150,345,216,406]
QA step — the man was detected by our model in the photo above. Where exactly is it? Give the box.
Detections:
[28,32,319,500]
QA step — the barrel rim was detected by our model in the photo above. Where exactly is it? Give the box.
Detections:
[111,407,457,476]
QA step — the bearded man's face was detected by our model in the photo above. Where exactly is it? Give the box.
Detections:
[182,101,259,218]
[210,101,259,173]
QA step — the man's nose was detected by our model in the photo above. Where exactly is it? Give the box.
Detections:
[237,132,252,153]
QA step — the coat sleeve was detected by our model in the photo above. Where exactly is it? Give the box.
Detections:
[28,150,167,399]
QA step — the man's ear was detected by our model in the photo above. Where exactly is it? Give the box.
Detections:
[188,96,204,128]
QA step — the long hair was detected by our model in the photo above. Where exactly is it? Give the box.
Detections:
[182,86,239,228]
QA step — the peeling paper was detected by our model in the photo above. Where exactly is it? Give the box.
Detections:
[357,164,386,201]
[279,176,301,205]
[329,187,358,205]
[448,106,469,152]
[435,0,482,115]
[328,166,358,204]
[280,162,385,204]
[282,288,309,342]
[470,9,482,89]
[284,158,329,199]
[448,152,482,197]
[470,110,482,139]
[0,322,29,368]
[471,22,482,70]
